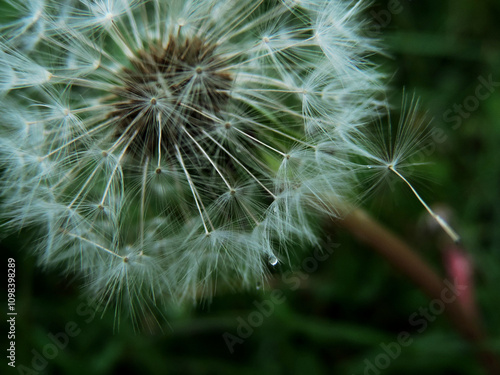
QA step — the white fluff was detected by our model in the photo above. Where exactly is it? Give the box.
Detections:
[0,0,395,319]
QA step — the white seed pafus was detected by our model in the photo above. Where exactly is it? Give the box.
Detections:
[0,0,386,316]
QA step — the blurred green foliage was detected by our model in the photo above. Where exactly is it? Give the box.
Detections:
[2,1,500,374]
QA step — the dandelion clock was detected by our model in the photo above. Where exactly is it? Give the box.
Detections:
[0,0,456,322]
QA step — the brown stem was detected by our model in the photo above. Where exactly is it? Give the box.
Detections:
[337,208,500,375]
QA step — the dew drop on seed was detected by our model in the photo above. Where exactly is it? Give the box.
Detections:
[256,282,262,290]
[268,255,278,266]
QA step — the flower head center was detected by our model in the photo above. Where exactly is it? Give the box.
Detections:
[110,36,232,157]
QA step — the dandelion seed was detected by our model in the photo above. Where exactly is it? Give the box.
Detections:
[354,95,460,243]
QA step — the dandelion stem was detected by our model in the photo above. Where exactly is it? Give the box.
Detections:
[338,208,500,375]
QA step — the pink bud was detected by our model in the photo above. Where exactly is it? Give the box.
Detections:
[444,244,476,317]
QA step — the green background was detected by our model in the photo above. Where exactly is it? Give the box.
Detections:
[2,0,500,374]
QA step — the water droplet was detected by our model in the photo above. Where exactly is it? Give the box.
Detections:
[256,282,262,290]
[268,255,278,266]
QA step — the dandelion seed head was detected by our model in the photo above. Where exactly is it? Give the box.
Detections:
[0,0,388,322]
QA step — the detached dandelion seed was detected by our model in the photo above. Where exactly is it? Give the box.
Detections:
[1,0,444,322]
